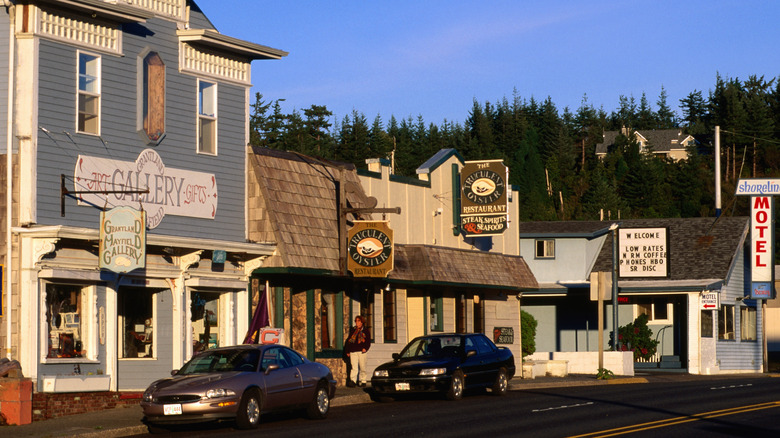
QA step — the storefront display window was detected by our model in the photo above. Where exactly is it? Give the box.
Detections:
[192,292,220,353]
[430,294,443,332]
[46,284,86,358]
[321,291,338,349]
[120,289,154,358]
[718,305,735,340]
[740,306,757,341]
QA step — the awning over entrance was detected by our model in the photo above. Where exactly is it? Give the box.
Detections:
[389,244,538,291]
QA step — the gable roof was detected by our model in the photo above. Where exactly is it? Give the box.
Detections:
[248,147,373,273]
[595,129,694,155]
[590,217,749,286]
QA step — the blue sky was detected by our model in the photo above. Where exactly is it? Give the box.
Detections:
[196,0,780,127]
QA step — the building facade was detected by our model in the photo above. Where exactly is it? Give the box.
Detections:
[0,0,284,404]
[519,217,764,374]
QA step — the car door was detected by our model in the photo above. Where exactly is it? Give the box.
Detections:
[459,335,486,387]
[261,346,304,409]
[471,334,501,385]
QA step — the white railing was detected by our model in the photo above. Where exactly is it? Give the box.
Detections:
[39,10,119,53]
[181,44,250,84]
[124,0,185,21]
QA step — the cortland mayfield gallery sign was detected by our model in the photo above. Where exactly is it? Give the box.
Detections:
[74,149,217,229]
[100,206,146,273]
[347,221,394,278]
[460,160,508,237]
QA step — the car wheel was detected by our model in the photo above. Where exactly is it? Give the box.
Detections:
[306,382,330,420]
[492,367,509,396]
[446,370,464,401]
[236,388,262,429]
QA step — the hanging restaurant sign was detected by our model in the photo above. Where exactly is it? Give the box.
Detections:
[460,160,508,236]
[100,206,146,273]
[347,221,394,277]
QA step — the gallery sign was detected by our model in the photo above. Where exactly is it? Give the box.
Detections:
[74,149,217,229]
[100,206,146,273]
[460,160,508,236]
[347,221,394,277]
[617,227,668,278]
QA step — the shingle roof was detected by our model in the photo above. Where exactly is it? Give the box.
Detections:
[595,129,694,155]
[247,147,373,272]
[390,244,538,290]
[589,217,749,281]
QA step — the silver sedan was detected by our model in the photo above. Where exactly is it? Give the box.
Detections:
[141,344,336,433]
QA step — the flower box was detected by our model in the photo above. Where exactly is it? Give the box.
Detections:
[41,375,111,392]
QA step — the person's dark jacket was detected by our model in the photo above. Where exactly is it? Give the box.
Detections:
[344,325,371,354]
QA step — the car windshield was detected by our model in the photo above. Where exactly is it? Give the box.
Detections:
[400,336,462,359]
[177,349,260,375]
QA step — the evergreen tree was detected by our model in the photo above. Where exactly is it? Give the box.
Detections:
[655,86,677,129]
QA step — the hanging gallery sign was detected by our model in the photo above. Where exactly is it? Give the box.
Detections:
[100,206,146,273]
[617,227,668,278]
[347,221,394,277]
[460,160,508,237]
[74,149,217,229]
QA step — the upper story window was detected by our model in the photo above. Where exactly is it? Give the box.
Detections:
[198,80,217,155]
[535,239,555,259]
[77,52,101,135]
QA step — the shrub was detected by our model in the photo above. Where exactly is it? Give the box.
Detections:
[521,310,537,358]
[609,313,659,361]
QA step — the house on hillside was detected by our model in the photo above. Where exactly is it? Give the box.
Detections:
[595,128,696,161]
[246,147,538,383]
[0,0,285,414]
[519,217,763,375]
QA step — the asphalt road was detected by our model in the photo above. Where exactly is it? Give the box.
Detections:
[127,375,780,437]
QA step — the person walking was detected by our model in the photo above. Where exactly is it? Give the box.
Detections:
[344,315,371,387]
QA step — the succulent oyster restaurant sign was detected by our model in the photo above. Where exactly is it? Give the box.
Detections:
[460,160,508,237]
[74,149,217,229]
[347,221,394,278]
[100,206,146,273]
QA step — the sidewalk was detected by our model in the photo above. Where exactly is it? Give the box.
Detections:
[5,372,775,437]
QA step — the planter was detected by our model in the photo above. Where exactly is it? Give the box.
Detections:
[41,375,111,392]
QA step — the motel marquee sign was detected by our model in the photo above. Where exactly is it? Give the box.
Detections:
[735,179,776,299]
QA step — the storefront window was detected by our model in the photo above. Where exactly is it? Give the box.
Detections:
[322,291,338,349]
[740,306,757,341]
[192,292,220,353]
[120,289,153,358]
[701,310,713,338]
[473,294,485,334]
[46,284,86,358]
[360,291,374,342]
[430,294,443,332]
[383,290,397,342]
[718,305,735,340]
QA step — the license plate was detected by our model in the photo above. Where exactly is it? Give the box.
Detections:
[395,382,410,391]
[163,404,182,415]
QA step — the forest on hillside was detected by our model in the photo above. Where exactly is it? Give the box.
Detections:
[249,73,780,221]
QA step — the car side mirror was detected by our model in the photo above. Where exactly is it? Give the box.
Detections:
[264,363,280,375]
[466,349,477,358]
[392,353,401,361]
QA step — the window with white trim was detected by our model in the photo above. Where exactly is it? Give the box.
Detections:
[535,239,555,259]
[718,305,735,340]
[119,289,154,358]
[45,283,94,360]
[740,306,757,341]
[197,80,217,154]
[635,298,671,324]
[77,52,101,134]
